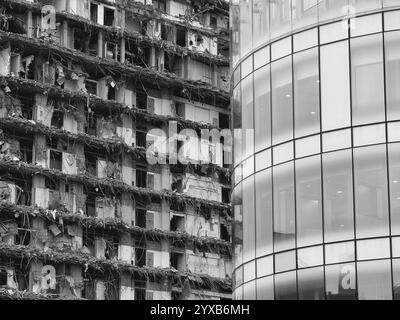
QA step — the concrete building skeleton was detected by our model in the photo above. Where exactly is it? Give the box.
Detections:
[0,0,231,300]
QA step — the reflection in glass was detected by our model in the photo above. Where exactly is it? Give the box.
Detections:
[252,0,269,49]
[243,281,256,300]
[273,162,296,252]
[255,169,273,257]
[351,34,385,126]
[318,0,349,22]
[321,41,351,131]
[386,31,400,121]
[296,155,323,247]
[325,241,355,265]
[275,250,296,273]
[241,76,254,160]
[270,0,292,39]
[292,0,319,32]
[298,267,325,300]
[242,176,255,263]
[354,145,389,238]
[358,260,392,300]
[233,87,242,167]
[254,65,271,152]
[294,48,320,138]
[325,263,357,300]
[257,276,274,300]
[323,150,354,242]
[272,56,293,145]
[297,246,323,268]
[389,143,400,235]
[275,271,297,300]
[239,0,253,58]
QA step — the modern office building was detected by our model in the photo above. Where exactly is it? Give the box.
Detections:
[231,0,400,300]
[0,0,232,300]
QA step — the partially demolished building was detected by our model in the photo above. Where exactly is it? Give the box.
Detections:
[0,0,231,300]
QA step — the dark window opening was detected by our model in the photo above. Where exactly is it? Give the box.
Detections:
[51,110,63,129]
[219,113,229,129]
[49,150,62,171]
[136,92,147,110]
[220,223,230,242]
[74,29,91,53]
[90,3,98,23]
[170,215,185,232]
[210,16,217,28]
[175,102,185,118]
[103,7,115,27]
[222,187,230,204]
[136,169,147,188]
[105,236,119,260]
[161,24,168,41]
[135,208,146,228]
[0,270,7,286]
[107,84,116,101]
[136,131,147,148]
[170,252,185,271]
[135,248,146,267]
[176,28,186,47]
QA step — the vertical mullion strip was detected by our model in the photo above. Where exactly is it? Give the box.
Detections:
[381,11,395,300]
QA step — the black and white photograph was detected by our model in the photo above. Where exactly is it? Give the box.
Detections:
[0,0,398,314]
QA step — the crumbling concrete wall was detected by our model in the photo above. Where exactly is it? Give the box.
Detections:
[182,174,222,202]
[186,250,227,279]
[185,206,220,239]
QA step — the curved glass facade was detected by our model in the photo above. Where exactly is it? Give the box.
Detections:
[231,1,400,300]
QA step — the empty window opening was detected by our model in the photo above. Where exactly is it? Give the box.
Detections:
[90,3,98,23]
[136,92,147,110]
[170,215,185,232]
[49,150,62,171]
[135,248,146,267]
[219,113,229,129]
[210,15,217,28]
[0,270,7,286]
[176,28,186,47]
[136,131,147,148]
[135,208,146,228]
[220,223,230,242]
[175,102,185,118]
[170,252,185,271]
[107,83,116,101]
[222,187,230,204]
[51,110,63,129]
[104,7,115,27]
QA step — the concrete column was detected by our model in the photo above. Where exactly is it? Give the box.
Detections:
[120,38,126,64]
[149,47,156,69]
[27,10,33,38]
[98,31,104,58]
[161,199,170,231]
[62,20,69,47]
